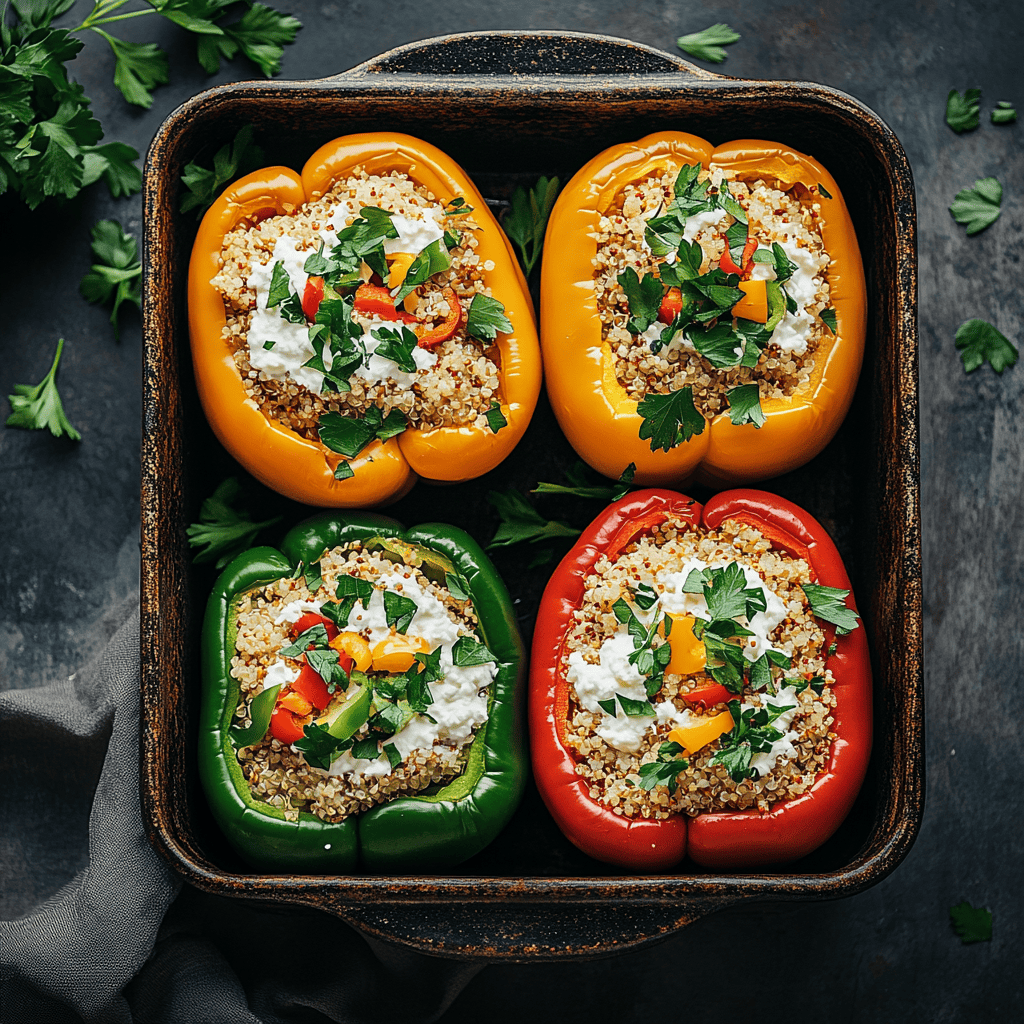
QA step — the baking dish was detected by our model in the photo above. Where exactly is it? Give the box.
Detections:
[140,30,922,960]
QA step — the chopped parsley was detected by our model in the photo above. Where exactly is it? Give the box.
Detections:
[637,742,688,793]
[452,635,497,667]
[383,591,417,634]
[708,698,795,782]
[820,308,838,334]
[954,319,1018,374]
[502,175,560,276]
[817,183,833,200]
[186,477,281,569]
[333,460,354,480]
[991,101,1016,125]
[675,23,740,64]
[321,574,374,623]
[725,383,765,428]
[949,177,1002,235]
[79,220,142,339]
[637,386,706,453]
[180,125,265,216]
[484,402,507,433]
[393,239,452,304]
[444,572,471,602]
[801,582,861,635]
[294,722,349,771]
[617,267,664,335]
[466,294,514,340]
[949,901,992,944]
[371,325,419,373]
[946,88,981,133]
[318,407,408,458]
[5,338,81,441]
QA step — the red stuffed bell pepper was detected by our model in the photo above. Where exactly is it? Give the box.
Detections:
[530,489,871,871]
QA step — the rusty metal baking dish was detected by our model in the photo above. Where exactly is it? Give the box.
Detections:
[140,30,922,960]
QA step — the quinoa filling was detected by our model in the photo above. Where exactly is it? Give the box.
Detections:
[560,517,837,820]
[592,163,833,439]
[211,171,508,444]
[229,543,498,824]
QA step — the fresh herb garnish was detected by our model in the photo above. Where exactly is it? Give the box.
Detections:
[949,177,1002,236]
[817,183,833,199]
[333,461,354,480]
[946,88,981,133]
[443,196,474,216]
[611,599,672,684]
[371,325,419,373]
[452,635,497,667]
[277,622,329,659]
[466,294,513,340]
[229,682,281,748]
[637,741,689,793]
[533,461,617,501]
[991,101,1016,125]
[318,407,408,458]
[954,319,1018,374]
[266,261,293,308]
[708,698,794,781]
[676,23,740,64]
[180,124,265,216]
[186,477,281,568]
[393,239,452,305]
[487,488,580,548]
[350,736,381,760]
[725,383,765,428]
[382,743,403,770]
[302,559,324,594]
[631,583,659,610]
[444,572,471,602]
[304,648,349,693]
[484,401,507,433]
[79,220,141,339]
[320,575,374,625]
[820,308,838,334]
[801,582,861,635]
[949,901,993,944]
[617,267,664,335]
[383,591,417,634]
[5,338,81,441]
[502,175,560,276]
[637,386,706,452]
[613,463,636,501]
[616,693,655,717]
[294,722,354,770]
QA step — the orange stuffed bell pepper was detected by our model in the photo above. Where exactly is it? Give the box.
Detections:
[188,133,541,507]
[541,132,866,488]
[530,488,871,871]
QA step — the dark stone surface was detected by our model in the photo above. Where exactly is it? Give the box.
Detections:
[1,0,1021,1018]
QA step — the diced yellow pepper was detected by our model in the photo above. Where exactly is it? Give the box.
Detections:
[668,709,735,755]
[371,635,432,673]
[329,631,373,672]
[733,279,768,323]
[658,614,706,676]
[387,252,417,289]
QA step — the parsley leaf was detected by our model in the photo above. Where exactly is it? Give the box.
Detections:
[949,901,992,944]
[612,463,636,501]
[484,401,507,433]
[321,574,373,625]
[637,387,706,452]
[78,220,141,340]
[725,383,765,428]
[801,582,860,635]
[185,477,281,568]
[502,175,560,276]
[383,591,417,633]
[333,460,354,480]
[445,572,471,602]
[676,23,740,64]
[318,407,407,458]
[533,460,616,501]
[294,722,349,771]
[954,319,1018,374]
[180,125,264,217]
[466,294,513,340]
[946,88,981,133]
[371,325,419,373]
[5,337,81,440]
[94,32,169,109]
[618,267,663,335]
[991,101,1016,125]
[708,698,793,781]
[637,741,688,794]
[817,182,833,200]
[200,3,302,78]
[393,238,452,304]
[487,488,580,548]
[80,141,141,198]
[949,177,1002,236]
[452,635,497,667]
[820,308,838,334]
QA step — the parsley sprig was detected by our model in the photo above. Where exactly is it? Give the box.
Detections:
[676,23,740,64]
[502,175,560,276]
[954,319,1018,375]
[5,337,81,440]
[946,88,981,133]
[949,901,993,944]
[180,125,264,217]
[949,177,1002,236]
[708,697,794,782]
[637,741,688,793]
[801,582,861,636]
[186,477,282,568]
[79,219,140,338]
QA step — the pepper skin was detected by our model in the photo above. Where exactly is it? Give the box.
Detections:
[188,133,541,507]
[199,511,526,872]
[540,132,867,489]
[529,488,871,871]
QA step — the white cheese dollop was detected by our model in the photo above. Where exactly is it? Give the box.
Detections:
[748,237,829,355]
[683,207,731,243]
[384,210,444,255]
[273,599,323,626]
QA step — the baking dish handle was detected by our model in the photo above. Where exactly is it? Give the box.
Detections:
[341,30,723,80]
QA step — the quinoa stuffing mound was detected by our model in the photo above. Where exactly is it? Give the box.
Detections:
[210,170,508,445]
[230,543,498,824]
[560,516,837,820]
[592,162,834,439]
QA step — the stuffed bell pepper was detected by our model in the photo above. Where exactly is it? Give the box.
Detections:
[188,132,541,507]
[199,511,526,872]
[541,132,866,488]
[530,488,871,871]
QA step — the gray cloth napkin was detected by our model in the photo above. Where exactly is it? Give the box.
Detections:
[0,608,481,1024]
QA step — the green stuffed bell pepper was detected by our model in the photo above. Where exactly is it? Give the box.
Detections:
[198,510,526,872]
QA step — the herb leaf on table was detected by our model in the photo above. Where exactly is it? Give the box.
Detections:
[502,175,560,276]
[949,177,1002,236]
[5,338,81,440]
[954,319,1018,374]
[186,477,282,569]
[79,219,141,338]
[676,23,740,64]
[991,101,1016,125]
[949,901,993,944]
[946,88,981,132]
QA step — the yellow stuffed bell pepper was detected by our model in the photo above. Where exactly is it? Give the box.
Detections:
[188,133,541,507]
[540,132,866,488]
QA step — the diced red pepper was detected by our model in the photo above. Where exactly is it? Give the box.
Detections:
[291,663,331,711]
[719,249,744,276]
[291,613,339,643]
[740,238,758,274]
[416,286,465,349]
[302,275,325,320]
[719,238,759,278]
[352,284,421,325]
[269,705,306,744]
[657,287,683,325]
[681,683,732,708]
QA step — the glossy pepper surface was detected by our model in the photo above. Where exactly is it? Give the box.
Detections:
[529,488,872,871]
[188,132,541,507]
[199,511,527,872]
[540,132,867,488]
